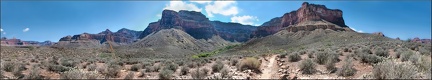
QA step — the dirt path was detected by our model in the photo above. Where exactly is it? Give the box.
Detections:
[260,55,278,79]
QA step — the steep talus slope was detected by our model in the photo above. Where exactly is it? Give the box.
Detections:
[120,28,230,58]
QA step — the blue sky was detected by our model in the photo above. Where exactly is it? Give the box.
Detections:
[1,1,430,42]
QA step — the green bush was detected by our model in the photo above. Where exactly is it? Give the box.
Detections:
[212,60,224,73]
[279,53,287,58]
[299,59,316,74]
[373,60,419,79]
[158,69,173,79]
[288,53,301,62]
[239,57,261,72]
[336,58,356,77]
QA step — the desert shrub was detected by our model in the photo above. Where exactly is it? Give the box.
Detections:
[411,55,431,72]
[315,52,339,65]
[139,69,146,77]
[158,69,173,79]
[124,72,134,80]
[130,64,141,71]
[401,51,414,62]
[373,60,419,79]
[325,59,337,73]
[180,66,189,75]
[60,58,78,68]
[315,52,327,65]
[141,62,152,69]
[336,58,356,77]
[165,62,178,71]
[418,47,431,55]
[299,50,307,55]
[48,64,69,73]
[238,57,261,72]
[212,60,224,73]
[230,58,239,66]
[24,67,43,79]
[60,69,85,79]
[175,61,185,66]
[308,52,314,58]
[299,59,316,74]
[220,67,230,78]
[12,66,25,79]
[191,68,207,79]
[187,62,198,68]
[203,68,210,75]
[359,53,383,64]
[103,62,121,78]
[2,61,16,72]
[374,47,388,57]
[86,64,96,71]
[288,53,301,62]
[279,53,287,58]
[153,64,161,72]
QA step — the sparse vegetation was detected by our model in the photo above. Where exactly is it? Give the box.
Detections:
[130,64,141,71]
[239,57,261,72]
[336,58,356,77]
[212,60,224,73]
[373,60,419,79]
[180,66,190,75]
[299,59,316,74]
[158,69,174,79]
[288,53,301,62]
[191,68,207,79]
[401,51,414,62]
[124,72,134,80]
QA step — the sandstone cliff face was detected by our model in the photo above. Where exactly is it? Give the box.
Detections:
[411,37,431,44]
[252,2,350,38]
[139,10,217,40]
[211,21,257,42]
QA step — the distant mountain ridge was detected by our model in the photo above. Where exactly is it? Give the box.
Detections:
[55,28,142,48]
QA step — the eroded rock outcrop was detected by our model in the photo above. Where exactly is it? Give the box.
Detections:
[139,10,218,40]
[252,2,351,38]
[57,28,142,47]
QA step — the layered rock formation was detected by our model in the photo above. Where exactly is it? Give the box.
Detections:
[139,10,217,40]
[252,2,351,38]
[56,28,142,47]
[211,21,257,42]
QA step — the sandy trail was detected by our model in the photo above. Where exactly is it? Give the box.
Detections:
[260,55,278,79]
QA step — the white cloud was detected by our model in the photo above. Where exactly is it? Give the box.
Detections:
[23,28,30,32]
[350,27,363,33]
[190,0,212,4]
[156,14,162,17]
[231,15,259,26]
[2,32,5,34]
[204,1,238,17]
[1,28,3,32]
[163,1,202,12]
